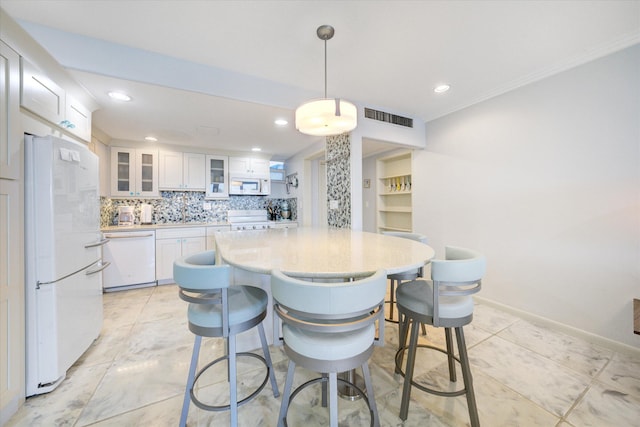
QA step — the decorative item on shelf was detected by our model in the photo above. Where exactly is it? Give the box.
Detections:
[295,25,357,136]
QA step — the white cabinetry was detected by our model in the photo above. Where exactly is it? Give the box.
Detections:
[110,147,159,198]
[376,151,413,233]
[206,225,231,250]
[155,227,206,283]
[0,40,24,422]
[158,151,205,190]
[1,41,20,179]
[20,58,92,142]
[229,156,270,178]
[205,155,229,199]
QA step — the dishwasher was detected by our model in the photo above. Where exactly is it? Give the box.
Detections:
[102,230,156,291]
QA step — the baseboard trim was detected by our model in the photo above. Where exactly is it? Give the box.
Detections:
[474,296,640,357]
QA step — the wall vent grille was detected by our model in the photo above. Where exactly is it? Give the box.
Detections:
[364,108,413,128]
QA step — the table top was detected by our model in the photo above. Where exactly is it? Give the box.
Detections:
[214,227,435,279]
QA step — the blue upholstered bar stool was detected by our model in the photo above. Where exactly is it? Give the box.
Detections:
[395,246,485,427]
[174,251,279,427]
[271,270,387,427]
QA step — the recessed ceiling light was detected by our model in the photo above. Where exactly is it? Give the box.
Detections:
[251,147,261,152]
[274,119,288,126]
[434,84,451,94]
[144,136,158,142]
[108,91,132,101]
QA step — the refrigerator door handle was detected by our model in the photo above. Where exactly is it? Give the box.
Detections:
[86,261,110,275]
[85,238,110,248]
[37,260,103,288]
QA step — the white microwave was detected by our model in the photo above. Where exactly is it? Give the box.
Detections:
[229,177,270,195]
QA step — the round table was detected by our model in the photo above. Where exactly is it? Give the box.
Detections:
[215,227,435,400]
[214,227,435,279]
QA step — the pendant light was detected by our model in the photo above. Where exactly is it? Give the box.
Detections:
[295,25,357,136]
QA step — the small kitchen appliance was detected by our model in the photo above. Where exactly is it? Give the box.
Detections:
[280,201,291,220]
[117,206,135,226]
[140,203,153,224]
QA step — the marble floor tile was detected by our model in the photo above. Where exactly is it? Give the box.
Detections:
[566,380,640,427]
[5,362,110,427]
[469,334,592,417]
[596,350,640,398]
[7,284,640,427]
[497,318,613,377]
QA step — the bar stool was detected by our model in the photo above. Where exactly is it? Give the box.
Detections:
[395,246,485,426]
[382,231,429,335]
[173,251,279,427]
[271,270,387,427]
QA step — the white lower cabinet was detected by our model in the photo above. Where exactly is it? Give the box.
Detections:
[155,227,206,283]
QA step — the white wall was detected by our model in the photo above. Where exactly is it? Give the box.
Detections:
[413,44,640,349]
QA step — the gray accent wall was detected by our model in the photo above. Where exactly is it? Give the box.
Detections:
[413,44,640,348]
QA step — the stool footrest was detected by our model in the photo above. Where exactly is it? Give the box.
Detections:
[283,376,375,427]
[190,352,271,412]
[394,344,467,397]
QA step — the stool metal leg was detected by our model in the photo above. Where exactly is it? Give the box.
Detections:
[180,335,202,427]
[362,362,380,427]
[278,361,296,427]
[258,322,280,397]
[329,372,338,427]
[455,327,480,427]
[399,319,421,421]
[321,373,328,407]
[228,335,238,426]
[445,327,457,382]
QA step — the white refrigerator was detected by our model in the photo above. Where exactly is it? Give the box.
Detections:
[24,134,108,396]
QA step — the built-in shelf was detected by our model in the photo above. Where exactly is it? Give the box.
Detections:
[376,151,413,233]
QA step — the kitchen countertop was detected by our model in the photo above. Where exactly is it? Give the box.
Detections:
[215,227,435,278]
[101,220,296,232]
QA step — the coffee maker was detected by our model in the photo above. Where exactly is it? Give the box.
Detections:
[117,206,135,226]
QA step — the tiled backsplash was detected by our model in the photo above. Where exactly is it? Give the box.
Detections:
[326,133,351,228]
[101,192,297,227]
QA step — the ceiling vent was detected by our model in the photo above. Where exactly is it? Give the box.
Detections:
[364,108,413,128]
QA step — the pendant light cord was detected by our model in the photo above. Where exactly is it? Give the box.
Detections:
[324,38,328,98]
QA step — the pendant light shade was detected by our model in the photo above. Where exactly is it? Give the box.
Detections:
[295,98,357,136]
[295,25,357,136]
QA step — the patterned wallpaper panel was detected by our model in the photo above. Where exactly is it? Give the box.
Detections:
[101,193,297,227]
[326,133,351,228]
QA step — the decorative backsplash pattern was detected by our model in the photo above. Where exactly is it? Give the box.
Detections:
[326,133,351,228]
[101,193,297,227]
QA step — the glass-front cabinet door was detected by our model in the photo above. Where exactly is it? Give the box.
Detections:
[110,147,159,197]
[205,155,229,199]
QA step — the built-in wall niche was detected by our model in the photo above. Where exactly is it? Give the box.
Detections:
[376,151,413,233]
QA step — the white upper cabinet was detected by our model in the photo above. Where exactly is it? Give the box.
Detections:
[20,58,92,142]
[0,41,20,180]
[158,151,205,190]
[158,151,183,189]
[64,95,92,142]
[110,147,159,198]
[205,155,229,199]
[183,152,206,190]
[20,57,64,125]
[229,156,270,178]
